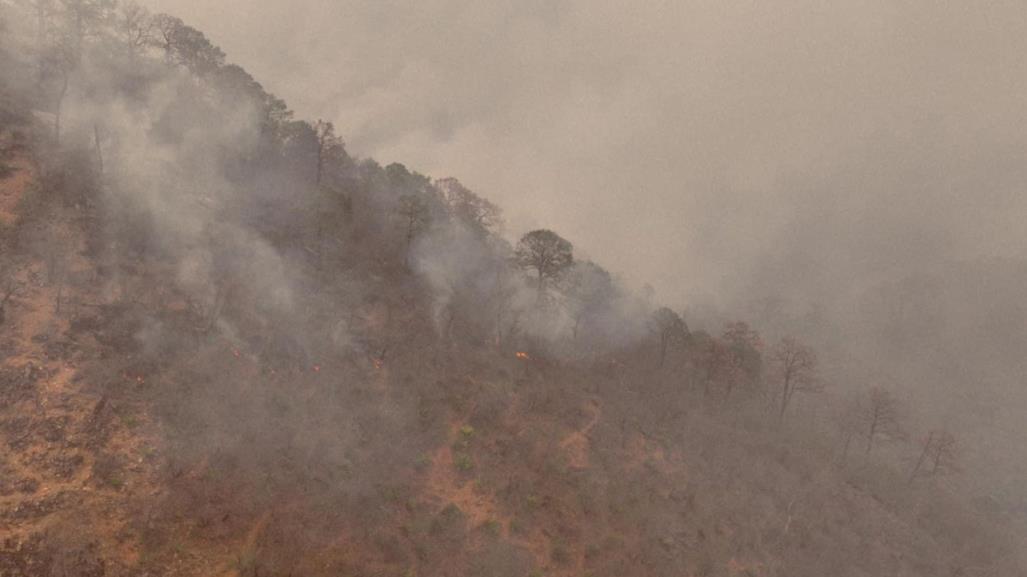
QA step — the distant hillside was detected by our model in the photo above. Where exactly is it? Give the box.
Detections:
[0,2,1024,576]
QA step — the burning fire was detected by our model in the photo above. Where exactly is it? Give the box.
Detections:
[313,364,321,373]
[372,358,384,370]
[516,352,530,360]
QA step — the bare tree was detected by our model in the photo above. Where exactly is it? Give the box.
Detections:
[150,13,181,61]
[436,177,502,236]
[514,229,573,301]
[149,13,224,74]
[858,386,904,458]
[313,119,343,186]
[117,1,153,58]
[769,337,819,424]
[908,429,958,483]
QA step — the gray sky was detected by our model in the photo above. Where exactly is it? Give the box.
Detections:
[142,0,1027,307]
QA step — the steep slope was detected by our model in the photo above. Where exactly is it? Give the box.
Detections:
[0,4,1025,577]
[1,124,1024,577]
[0,134,149,575]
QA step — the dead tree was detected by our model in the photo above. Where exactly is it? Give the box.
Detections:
[314,119,342,186]
[908,429,958,484]
[859,386,904,458]
[769,337,819,424]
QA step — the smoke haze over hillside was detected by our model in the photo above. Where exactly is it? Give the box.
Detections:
[137,0,1027,526]
[3,0,1027,573]
[144,0,1027,304]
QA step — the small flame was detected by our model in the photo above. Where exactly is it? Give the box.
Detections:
[232,349,241,358]
[516,352,530,360]
[372,358,384,370]
[313,364,321,373]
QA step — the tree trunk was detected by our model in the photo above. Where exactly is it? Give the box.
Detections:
[908,432,933,484]
[865,413,879,457]
[778,374,792,424]
[93,123,104,175]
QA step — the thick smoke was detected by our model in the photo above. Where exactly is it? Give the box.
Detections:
[135,0,1027,518]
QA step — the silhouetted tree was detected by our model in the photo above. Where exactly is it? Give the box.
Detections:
[397,193,430,263]
[858,386,904,458]
[514,229,573,300]
[770,337,819,424]
[314,119,343,186]
[652,307,688,368]
[116,1,153,58]
[150,13,223,75]
[909,429,957,483]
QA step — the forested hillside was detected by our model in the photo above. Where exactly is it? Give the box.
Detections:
[0,2,1024,576]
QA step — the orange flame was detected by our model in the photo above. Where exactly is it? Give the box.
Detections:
[516,352,530,360]
[372,358,384,370]
[313,364,321,373]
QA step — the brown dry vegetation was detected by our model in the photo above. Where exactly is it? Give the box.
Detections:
[0,4,1025,577]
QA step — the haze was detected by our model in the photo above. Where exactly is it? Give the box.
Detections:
[3,0,1027,571]
[137,0,1027,516]
[142,0,1027,307]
